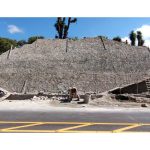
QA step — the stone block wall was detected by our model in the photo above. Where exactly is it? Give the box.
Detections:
[0,38,150,93]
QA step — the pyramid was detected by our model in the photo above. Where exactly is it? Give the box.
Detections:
[0,37,149,93]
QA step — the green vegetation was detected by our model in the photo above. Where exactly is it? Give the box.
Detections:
[0,36,45,54]
[97,35,108,39]
[113,36,122,42]
[28,36,44,44]
[68,37,78,41]
[129,30,145,46]
[129,31,137,46]
[17,40,27,47]
[0,37,17,54]
[54,17,77,39]
[137,31,144,46]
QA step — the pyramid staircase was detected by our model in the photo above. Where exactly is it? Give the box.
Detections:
[145,78,150,93]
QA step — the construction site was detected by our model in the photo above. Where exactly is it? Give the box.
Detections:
[0,37,150,108]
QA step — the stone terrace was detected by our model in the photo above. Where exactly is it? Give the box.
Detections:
[0,37,149,93]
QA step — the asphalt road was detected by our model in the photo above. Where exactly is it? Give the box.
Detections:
[1,109,150,132]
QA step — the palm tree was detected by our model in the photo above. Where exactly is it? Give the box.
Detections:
[54,17,77,39]
[129,31,136,46]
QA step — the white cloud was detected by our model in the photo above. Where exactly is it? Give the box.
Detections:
[122,24,150,48]
[8,25,23,34]
[135,25,150,40]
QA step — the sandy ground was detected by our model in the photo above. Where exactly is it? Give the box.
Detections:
[0,93,149,112]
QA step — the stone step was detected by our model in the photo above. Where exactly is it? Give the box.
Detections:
[146,80,150,81]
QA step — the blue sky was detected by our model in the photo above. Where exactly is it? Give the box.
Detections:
[1,18,150,46]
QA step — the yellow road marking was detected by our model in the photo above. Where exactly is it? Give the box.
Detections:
[113,124,142,133]
[0,121,150,133]
[2,129,150,133]
[1,129,56,133]
[139,123,150,126]
[2,122,44,131]
[121,131,150,133]
[57,123,93,132]
[58,130,112,133]
[89,123,134,125]
[0,121,139,125]
[0,129,111,133]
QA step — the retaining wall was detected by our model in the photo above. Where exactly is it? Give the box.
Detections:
[109,80,147,94]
